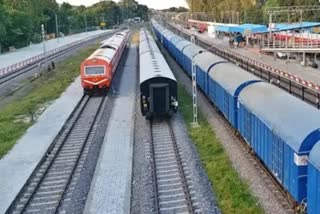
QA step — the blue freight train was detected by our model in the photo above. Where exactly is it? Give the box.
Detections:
[152,19,320,213]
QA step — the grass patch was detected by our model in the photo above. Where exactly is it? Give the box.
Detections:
[0,44,99,159]
[178,84,264,214]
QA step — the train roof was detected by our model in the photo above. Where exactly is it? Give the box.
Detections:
[86,48,116,63]
[139,29,176,84]
[194,52,225,72]
[86,30,128,63]
[170,36,185,46]
[140,41,160,55]
[176,40,191,51]
[153,22,191,52]
[239,82,320,153]
[100,36,124,49]
[309,142,320,169]
[208,63,261,95]
[182,45,204,60]
[163,32,176,42]
[100,30,129,49]
[139,29,160,55]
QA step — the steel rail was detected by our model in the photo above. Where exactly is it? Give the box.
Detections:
[6,96,106,214]
[150,119,196,214]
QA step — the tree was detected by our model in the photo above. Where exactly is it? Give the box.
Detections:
[186,0,320,24]
[0,0,148,52]
[162,7,188,13]
[0,0,9,52]
[5,8,33,48]
[58,2,73,34]
[87,1,121,28]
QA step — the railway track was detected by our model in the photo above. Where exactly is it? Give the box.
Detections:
[6,95,107,214]
[150,119,200,214]
[0,31,115,86]
[154,35,296,213]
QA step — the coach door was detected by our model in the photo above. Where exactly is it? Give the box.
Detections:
[271,134,284,183]
[223,90,229,119]
[150,83,169,114]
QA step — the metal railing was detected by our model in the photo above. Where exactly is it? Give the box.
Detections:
[163,21,320,109]
[0,31,112,77]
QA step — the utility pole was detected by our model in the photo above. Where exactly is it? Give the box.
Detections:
[268,13,272,49]
[126,0,129,20]
[191,34,199,127]
[122,3,124,23]
[55,14,59,43]
[191,0,193,19]
[41,24,47,67]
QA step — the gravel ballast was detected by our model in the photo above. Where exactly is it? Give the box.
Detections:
[54,46,130,214]
[130,89,156,214]
[131,78,220,213]
[131,106,221,213]
[157,38,289,214]
[172,113,221,213]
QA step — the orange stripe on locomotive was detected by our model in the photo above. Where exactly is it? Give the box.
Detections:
[80,31,129,92]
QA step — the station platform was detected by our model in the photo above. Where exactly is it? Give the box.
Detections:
[0,30,112,70]
[170,23,320,85]
[0,77,83,214]
[84,44,137,214]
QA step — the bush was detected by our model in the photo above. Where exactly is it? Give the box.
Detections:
[32,34,42,44]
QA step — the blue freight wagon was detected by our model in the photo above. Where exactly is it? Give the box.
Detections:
[308,143,320,214]
[238,82,320,203]
[175,41,190,66]
[152,19,320,211]
[194,52,225,93]
[181,45,204,76]
[207,63,260,128]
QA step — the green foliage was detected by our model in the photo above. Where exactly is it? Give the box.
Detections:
[178,84,264,214]
[0,0,149,52]
[263,0,320,22]
[186,0,320,24]
[31,33,42,44]
[88,1,122,27]
[244,8,264,24]
[0,1,9,51]
[0,44,99,159]
[162,7,189,13]
[4,8,34,48]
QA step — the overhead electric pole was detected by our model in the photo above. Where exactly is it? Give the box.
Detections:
[41,24,47,67]
[55,14,59,43]
[191,34,199,127]
[85,13,88,34]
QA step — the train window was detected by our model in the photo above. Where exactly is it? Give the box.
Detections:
[85,66,105,75]
[100,45,116,50]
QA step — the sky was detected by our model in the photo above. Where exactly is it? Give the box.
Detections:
[56,0,189,10]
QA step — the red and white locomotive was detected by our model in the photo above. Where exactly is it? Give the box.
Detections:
[80,30,130,94]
